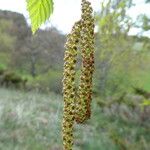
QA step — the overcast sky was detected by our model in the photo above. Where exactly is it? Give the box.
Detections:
[0,0,149,35]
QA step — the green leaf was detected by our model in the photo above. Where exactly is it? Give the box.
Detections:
[26,0,54,34]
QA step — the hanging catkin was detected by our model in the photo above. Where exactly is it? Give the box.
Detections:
[62,0,94,149]
[62,21,81,150]
[75,0,95,123]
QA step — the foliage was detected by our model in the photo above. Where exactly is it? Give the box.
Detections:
[0,19,16,52]
[0,5,150,95]
[29,70,62,93]
[136,14,150,32]
[94,0,150,98]
[12,28,65,77]
[141,99,150,106]
[26,0,54,34]
[0,87,149,150]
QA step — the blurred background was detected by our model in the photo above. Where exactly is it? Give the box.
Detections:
[0,0,150,150]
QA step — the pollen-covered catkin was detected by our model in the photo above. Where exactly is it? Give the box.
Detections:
[62,0,95,149]
[62,21,81,150]
[75,0,95,123]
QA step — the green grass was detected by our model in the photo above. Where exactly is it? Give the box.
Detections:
[0,88,149,150]
[0,88,63,150]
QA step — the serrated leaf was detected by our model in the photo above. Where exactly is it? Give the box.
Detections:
[26,0,54,34]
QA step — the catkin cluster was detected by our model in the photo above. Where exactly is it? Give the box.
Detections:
[62,0,94,150]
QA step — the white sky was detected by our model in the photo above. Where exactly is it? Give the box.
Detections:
[0,0,149,35]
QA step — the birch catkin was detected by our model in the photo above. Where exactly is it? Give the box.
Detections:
[62,21,81,150]
[62,0,94,149]
[75,0,95,123]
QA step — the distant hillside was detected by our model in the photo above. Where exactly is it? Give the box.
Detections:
[0,10,31,41]
[0,9,66,75]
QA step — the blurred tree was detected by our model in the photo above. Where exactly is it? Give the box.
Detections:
[135,1,150,54]
[95,0,134,97]
[12,28,65,77]
[0,10,31,69]
[0,10,65,78]
[0,21,16,52]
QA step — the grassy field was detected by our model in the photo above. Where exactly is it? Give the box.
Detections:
[0,88,149,150]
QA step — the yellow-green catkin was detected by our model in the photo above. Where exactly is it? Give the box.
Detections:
[62,0,95,149]
[62,21,81,150]
[75,0,95,123]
